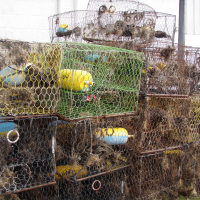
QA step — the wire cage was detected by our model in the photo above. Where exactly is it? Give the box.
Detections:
[49,10,92,43]
[13,143,200,199]
[84,1,175,49]
[153,12,176,44]
[0,40,61,116]
[138,42,200,95]
[127,151,183,199]
[0,116,57,196]
[49,10,175,50]
[52,115,139,199]
[49,9,156,45]
[132,11,176,49]
[57,42,144,119]
[86,0,155,13]
[85,11,175,52]
[140,96,194,153]
[83,10,156,44]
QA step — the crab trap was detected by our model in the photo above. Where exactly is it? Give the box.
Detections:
[0,116,57,196]
[83,11,175,52]
[126,151,183,200]
[51,115,139,199]
[83,10,156,44]
[86,0,155,13]
[0,40,61,116]
[132,11,176,49]
[138,42,200,95]
[14,141,200,199]
[49,10,157,46]
[139,96,194,153]
[49,10,92,43]
[57,42,144,119]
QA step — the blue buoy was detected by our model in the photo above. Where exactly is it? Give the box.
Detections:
[85,54,107,65]
[0,65,18,78]
[0,122,18,137]
[56,24,70,36]
[49,120,69,127]
[4,73,25,86]
[96,127,133,145]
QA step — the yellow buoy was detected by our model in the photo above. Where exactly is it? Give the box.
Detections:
[59,69,95,92]
[56,165,87,181]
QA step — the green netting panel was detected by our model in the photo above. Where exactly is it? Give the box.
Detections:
[57,42,144,119]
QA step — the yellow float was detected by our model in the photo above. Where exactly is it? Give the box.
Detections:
[59,69,94,92]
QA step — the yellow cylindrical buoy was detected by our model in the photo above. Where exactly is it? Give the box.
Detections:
[96,127,133,145]
[59,69,95,92]
[56,165,87,181]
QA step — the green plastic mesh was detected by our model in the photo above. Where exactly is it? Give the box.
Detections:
[57,42,144,119]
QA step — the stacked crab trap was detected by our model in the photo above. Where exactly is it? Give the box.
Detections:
[0,39,59,196]
[1,0,200,199]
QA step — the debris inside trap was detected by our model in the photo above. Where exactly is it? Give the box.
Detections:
[0,117,57,195]
[0,39,61,115]
[0,39,31,69]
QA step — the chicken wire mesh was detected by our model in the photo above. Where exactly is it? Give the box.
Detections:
[5,142,200,200]
[0,116,57,196]
[83,10,156,44]
[86,0,156,47]
[140,96,193,153]
[54,116,139,178]
[138,43,200,95]
[49,9,156,45]
[86,0,155,13]
[0,40,61,116]
[86,11,175,52]
[51,116,140,199]
[57,42,143,119]
[49,8,175,49]
[49,10,91,43]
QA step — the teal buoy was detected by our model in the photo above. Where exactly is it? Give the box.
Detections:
[85,54,107,65]
[0,65,18,78]
[49,120,69,127]
[0,122,18,137]
[4,73,25,86]
[56,24,70,36]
